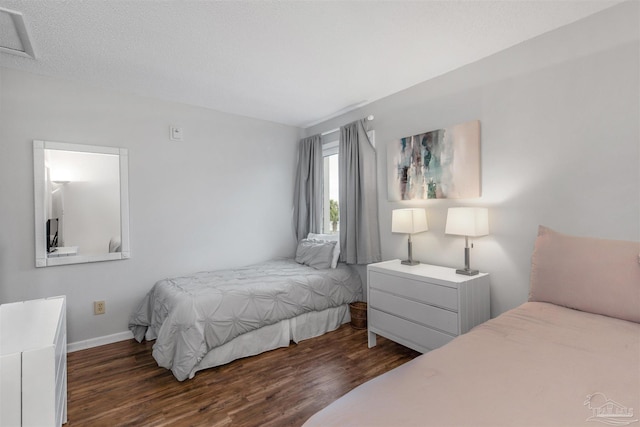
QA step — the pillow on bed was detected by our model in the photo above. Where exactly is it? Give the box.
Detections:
[529,225,640,323]
[295,239,337,270]
[307,232,340,268]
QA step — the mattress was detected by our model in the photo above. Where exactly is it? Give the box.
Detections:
[129,258,362,380]
[303,302,640,426]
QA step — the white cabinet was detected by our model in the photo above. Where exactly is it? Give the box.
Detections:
[367,260,489,353]
[0,296,67,427]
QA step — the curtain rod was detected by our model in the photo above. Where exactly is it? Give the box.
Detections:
[320,115,374,136]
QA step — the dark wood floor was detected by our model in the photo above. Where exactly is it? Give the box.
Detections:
[67,324,420,427]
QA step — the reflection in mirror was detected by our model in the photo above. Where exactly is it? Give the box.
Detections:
[34,140,130,267]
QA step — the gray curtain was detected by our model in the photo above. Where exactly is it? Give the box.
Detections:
[293,134,323,241]
[339,120,381,264]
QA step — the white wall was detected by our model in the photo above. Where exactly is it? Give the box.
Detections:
[306,2,640,317]
[0,68,301,344]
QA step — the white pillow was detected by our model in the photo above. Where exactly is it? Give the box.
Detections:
[307,232,340,268]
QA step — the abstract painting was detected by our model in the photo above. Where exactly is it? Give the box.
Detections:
[387,120,480,201]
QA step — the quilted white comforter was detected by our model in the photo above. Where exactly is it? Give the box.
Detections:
[129,258,362,380]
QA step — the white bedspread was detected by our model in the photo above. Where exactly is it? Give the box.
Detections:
[129,259,362,381]
[303,302,640,426]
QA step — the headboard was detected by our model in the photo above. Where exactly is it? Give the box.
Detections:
[529,226,640,323]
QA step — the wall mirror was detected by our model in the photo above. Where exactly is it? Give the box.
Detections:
[33,140,130,267]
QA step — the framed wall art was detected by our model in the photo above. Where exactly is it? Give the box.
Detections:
[387,120,480,201]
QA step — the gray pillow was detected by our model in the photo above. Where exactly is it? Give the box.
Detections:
[295,239,337,270]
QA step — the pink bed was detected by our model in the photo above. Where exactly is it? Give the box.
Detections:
[303,227,640,426]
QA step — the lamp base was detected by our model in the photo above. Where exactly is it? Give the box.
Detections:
[456,268,479,276]
[401,259,420,266]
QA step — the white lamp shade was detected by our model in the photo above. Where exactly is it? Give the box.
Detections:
[50,168,73,183]
[392,208,428,234]
[445,207,489,237]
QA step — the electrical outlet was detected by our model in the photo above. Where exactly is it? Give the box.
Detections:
[94,300,106,315]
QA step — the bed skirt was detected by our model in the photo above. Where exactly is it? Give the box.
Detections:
[188,304,350,379]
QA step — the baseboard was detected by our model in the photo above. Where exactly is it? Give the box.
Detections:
[67,330,134,353]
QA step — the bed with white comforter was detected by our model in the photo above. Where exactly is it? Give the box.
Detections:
[129,258,362,380]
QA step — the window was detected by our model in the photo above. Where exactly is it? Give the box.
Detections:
[322,138,339,234]
[321,130,374,235]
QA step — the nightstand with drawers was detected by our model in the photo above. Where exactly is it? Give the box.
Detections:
[367,260,490,353]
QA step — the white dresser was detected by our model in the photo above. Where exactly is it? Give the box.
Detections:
[367,260,490,353]
[0,296,67,427]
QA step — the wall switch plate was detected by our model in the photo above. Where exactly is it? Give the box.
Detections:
[94,300,105,315]
[170,126,183,141]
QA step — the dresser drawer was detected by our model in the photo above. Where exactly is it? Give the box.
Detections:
[370,309,455,351]
[370,289,458,335]
[0,353,21,426]
[369,271,458,311]
[55,363,67,427]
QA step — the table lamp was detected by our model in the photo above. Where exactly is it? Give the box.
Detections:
[392,208,428,266]
[445,207,488,275]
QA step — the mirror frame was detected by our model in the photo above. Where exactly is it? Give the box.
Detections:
[33,140,131,267]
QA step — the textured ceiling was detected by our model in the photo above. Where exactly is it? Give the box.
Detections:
[0,0,622,127]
